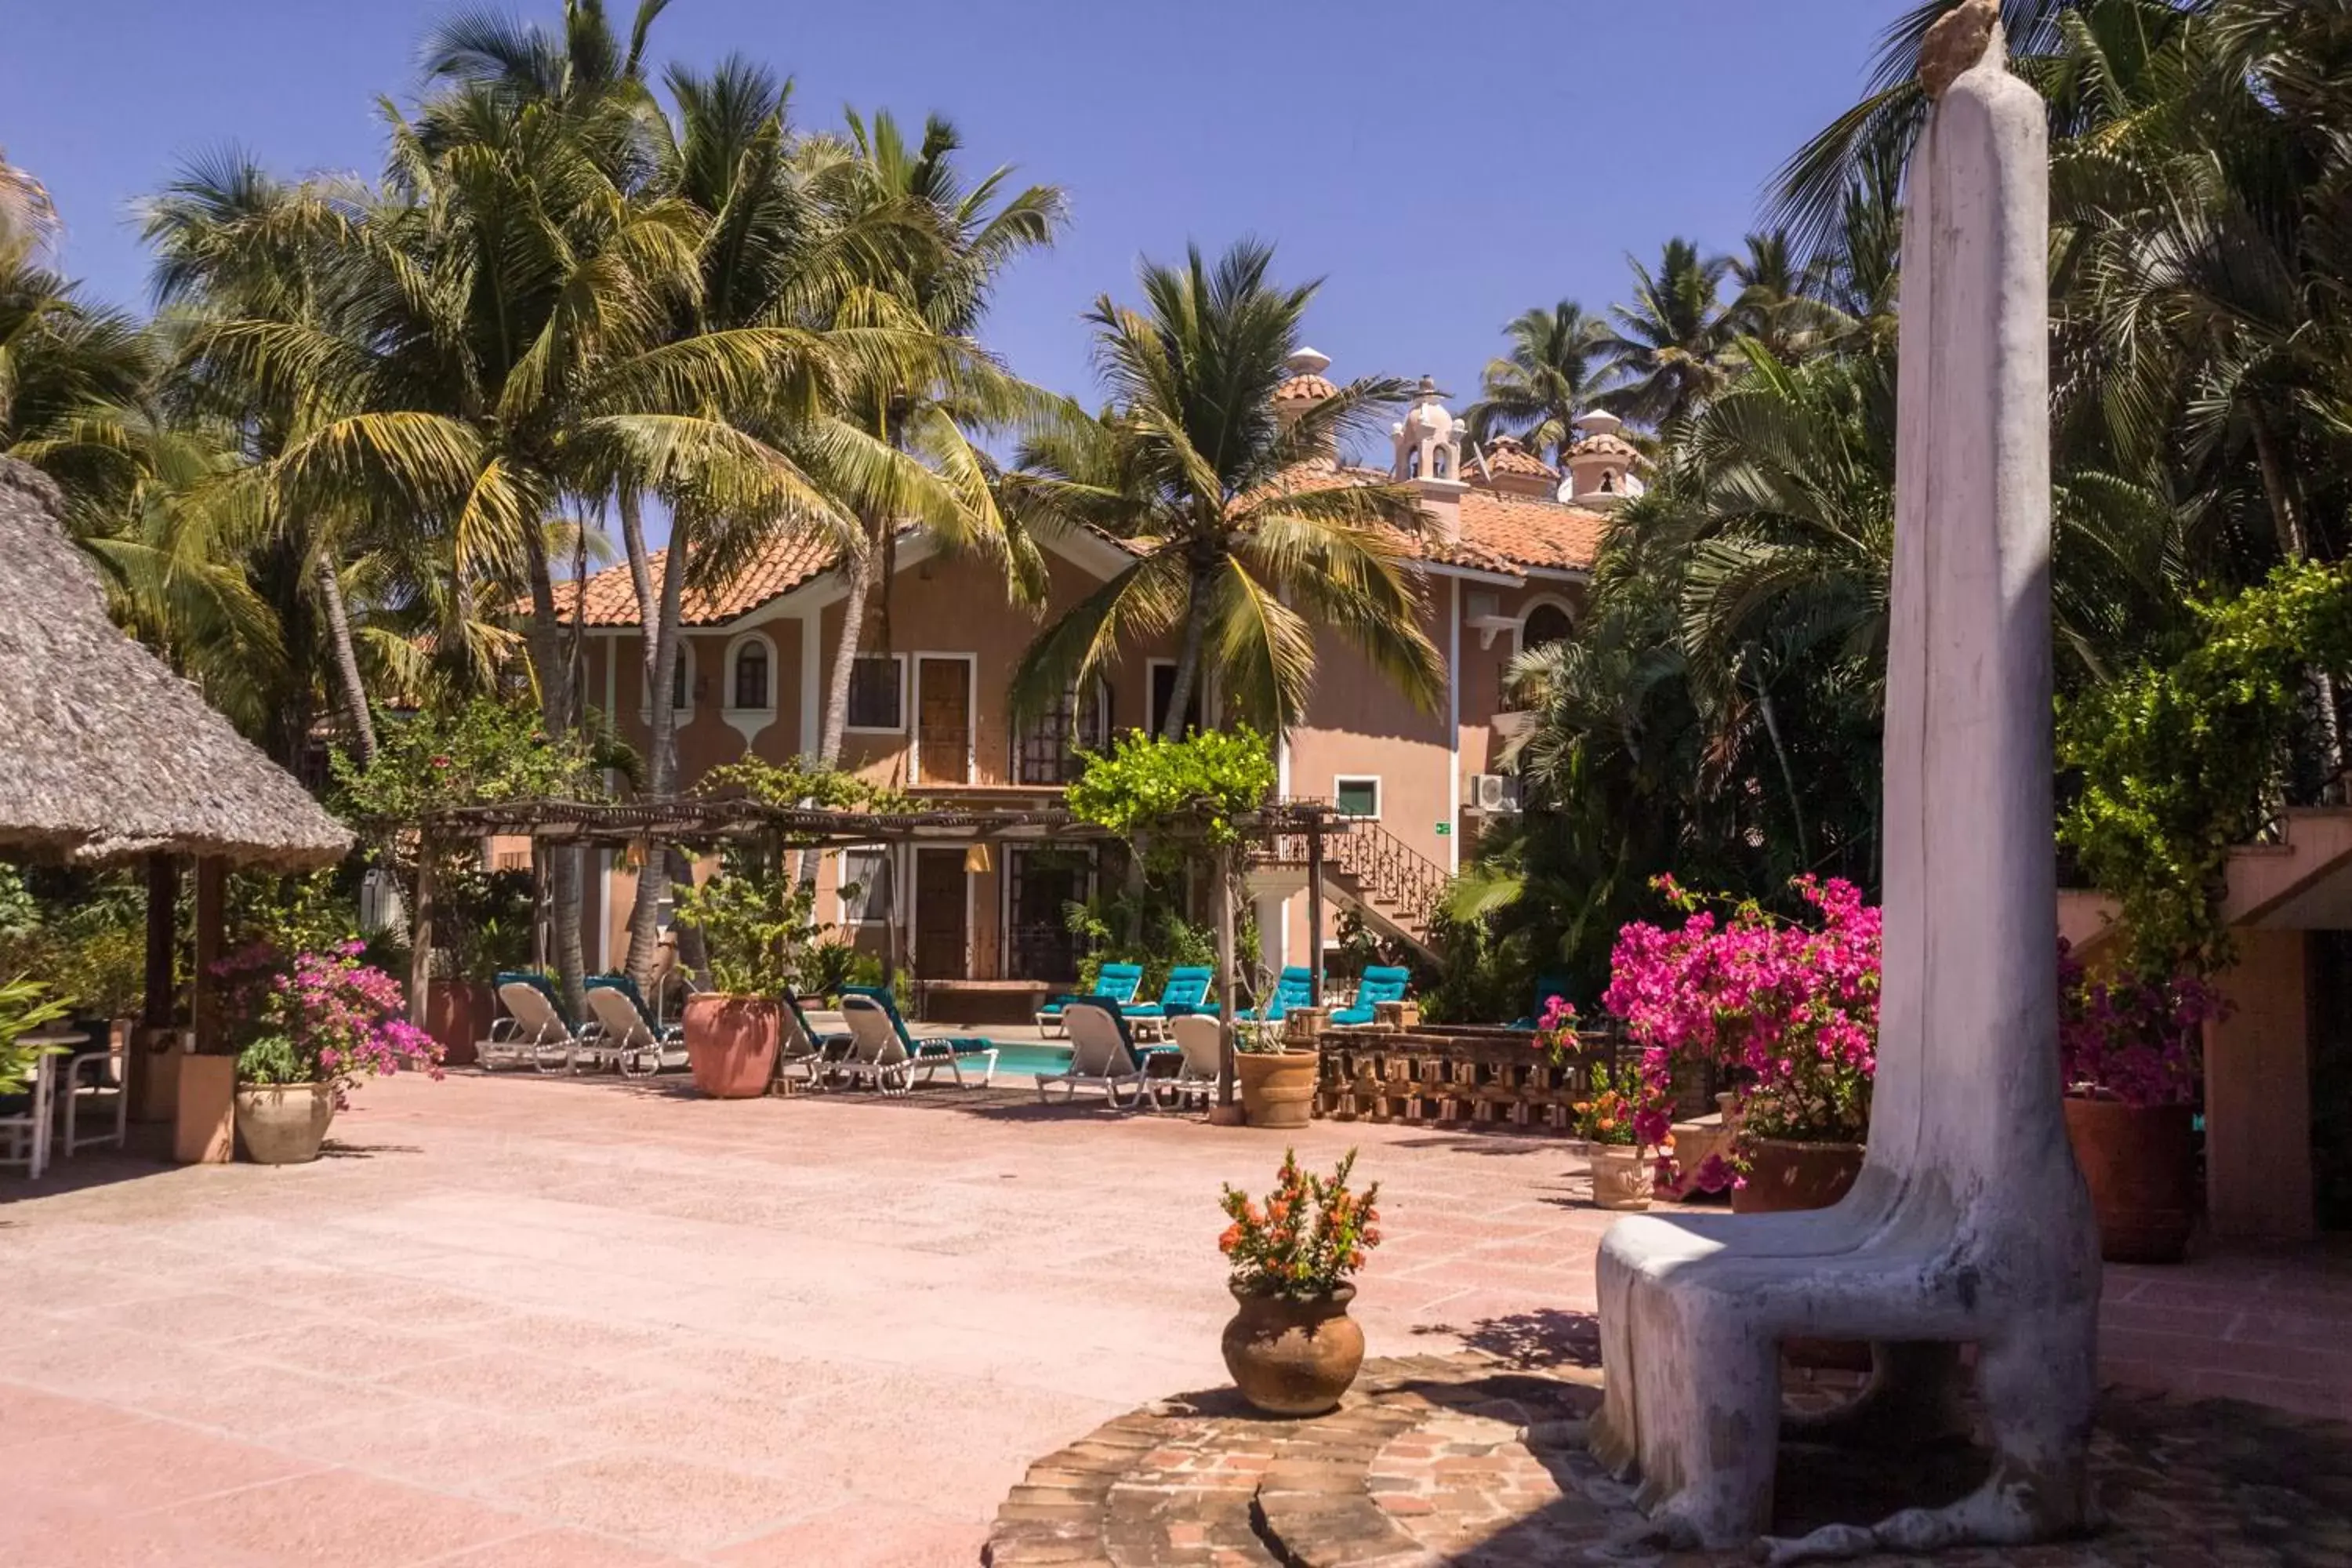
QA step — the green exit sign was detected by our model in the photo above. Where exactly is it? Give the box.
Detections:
[1434,822,1452,837]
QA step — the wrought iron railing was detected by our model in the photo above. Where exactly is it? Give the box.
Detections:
[1259,797,1450,939]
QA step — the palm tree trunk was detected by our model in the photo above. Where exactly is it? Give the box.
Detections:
[1159,557,1212,741]
[1749,662,1811,869]
[314,555,376,766]
[618,488,659,691]
[796,521,880,887]
[623,521,690,985]
[521,524,588,1016]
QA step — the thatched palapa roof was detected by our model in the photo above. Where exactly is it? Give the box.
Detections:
[0,459,352,869]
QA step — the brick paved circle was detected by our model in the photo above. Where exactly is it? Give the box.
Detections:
[984,1353,2352,1568]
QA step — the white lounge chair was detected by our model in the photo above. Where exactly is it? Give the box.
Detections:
[583,983,687,1078]
[1038,1001,1156,1112]
[839,993,924,1095]
[1165,1014,1225,1110]
[481,978,593,1073]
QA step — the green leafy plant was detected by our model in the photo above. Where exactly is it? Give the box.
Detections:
[673,860,829,996]
[2061,561,2352,977]
[0,975,74,1096]
[1066,727,1276,871]
[1218,1149,1382,1299]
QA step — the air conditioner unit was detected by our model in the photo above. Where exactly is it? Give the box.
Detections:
[1468,773,1521,815]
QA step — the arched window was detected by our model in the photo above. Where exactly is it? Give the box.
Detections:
[1406,448,1422,479]
[1599,469,1617,494]
[732,640,770,710]
[1522,602,1574,653]
[1432,446,1450,478]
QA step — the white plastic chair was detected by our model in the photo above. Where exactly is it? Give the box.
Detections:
[1165,1014,1225,1110]
[58,1032,128,1156]
[1037,1002,1154,1111]
[839,995,918,1095]
[483,981,595,1073]
[0,1051,56,1180]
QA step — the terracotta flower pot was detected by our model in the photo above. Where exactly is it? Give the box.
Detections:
[683,993,781,1098]
[1235,1051,1319,1129]
[2064,1096,2195,1265]
[1733,1137,1866,1215]
[1587,1144,1654,1211]
[423,978,493,1069]
[1733,1136,1871,1370]
[1221,1283,1365,1417]
[234,1082,337,1164]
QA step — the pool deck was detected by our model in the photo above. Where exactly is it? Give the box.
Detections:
[5,1062,2350,1566]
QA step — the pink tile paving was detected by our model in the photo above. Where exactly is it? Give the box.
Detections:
[2,1065,2348,1565]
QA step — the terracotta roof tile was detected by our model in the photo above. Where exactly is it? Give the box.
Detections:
[1568,431,1640,461]
[1273,373,1338,403]
[555,467,1606,631]
[1474,437,1559,482]
[556,532,844,627]
[1458,490,1606,572]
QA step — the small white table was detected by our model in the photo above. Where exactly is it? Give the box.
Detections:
[4,1029,86,1181]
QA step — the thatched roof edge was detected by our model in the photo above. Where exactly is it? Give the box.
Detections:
[0,458,353,870]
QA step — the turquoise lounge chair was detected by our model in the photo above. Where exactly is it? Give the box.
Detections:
[1508,971,1576,1031]
[1243,966,1315,1025]
[780,986,854,1087]
[1122,965,1213,1039]
[482,971,589,1073]
[1035,962,1145,1036]
[839,985,1000,1088]
[583,975,684,1076]
[1329,965,1412,1027]
[1040,1000,1172,1110]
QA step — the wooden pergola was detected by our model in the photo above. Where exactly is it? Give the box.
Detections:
[412,795,1359,1111]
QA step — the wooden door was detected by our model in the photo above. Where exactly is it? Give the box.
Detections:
[916,658,971,784]
[914,848,969,978]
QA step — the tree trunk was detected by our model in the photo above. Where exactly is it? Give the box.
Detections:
[1750,662,1811,870]
[618,488,659,691]
[520,523,588,1016]
[797,524,880,887]
[1159,557,1212,741]
[314,555,377,766]
[623,519,690,985]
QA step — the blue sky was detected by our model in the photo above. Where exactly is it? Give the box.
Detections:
[6,0,1887,459]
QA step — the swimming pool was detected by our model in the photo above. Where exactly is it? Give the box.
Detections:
[984,1042,1076,1078]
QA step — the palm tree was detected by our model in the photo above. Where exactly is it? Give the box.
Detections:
[1007,241,1445,739]
[1726,231,1835,365]
[1601,238,1737,432]
[798,108,1068,780]
[1463,302,1613,464]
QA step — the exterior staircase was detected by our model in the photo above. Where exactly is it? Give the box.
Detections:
[1254,801,1451,961]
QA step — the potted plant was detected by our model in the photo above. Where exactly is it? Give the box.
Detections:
[1602,875,1881,1215]
[220,942,443,1163]
[1233,1028,1319,1129]
[1572,1062,1668,1212]
[1218,1149,1382,1415]
[672,862,809,1098]
[2058,940,2223,1264]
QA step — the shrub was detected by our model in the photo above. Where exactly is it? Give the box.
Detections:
[1218,1149,1381,1299]
[216,943,443,1106]
[0,975,73,1095]
[2057,938,2225,1109]
[1603,875,1881,1149]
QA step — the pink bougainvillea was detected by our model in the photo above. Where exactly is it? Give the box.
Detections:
[1602,875,1882,1152]
[216,942,443,1109]
[2056,938,2224,1109]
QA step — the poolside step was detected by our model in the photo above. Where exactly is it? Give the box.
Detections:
[982,1352,2352,1566]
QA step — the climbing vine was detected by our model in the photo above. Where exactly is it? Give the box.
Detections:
[2060,561,2352,975]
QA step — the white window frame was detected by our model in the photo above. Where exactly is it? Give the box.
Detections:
[910,651,979,785]
[837,844,889,927]
[844,651,909,735]
[722,630,778,720]
[638,638,696,725]
[1334,775,1383,820]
